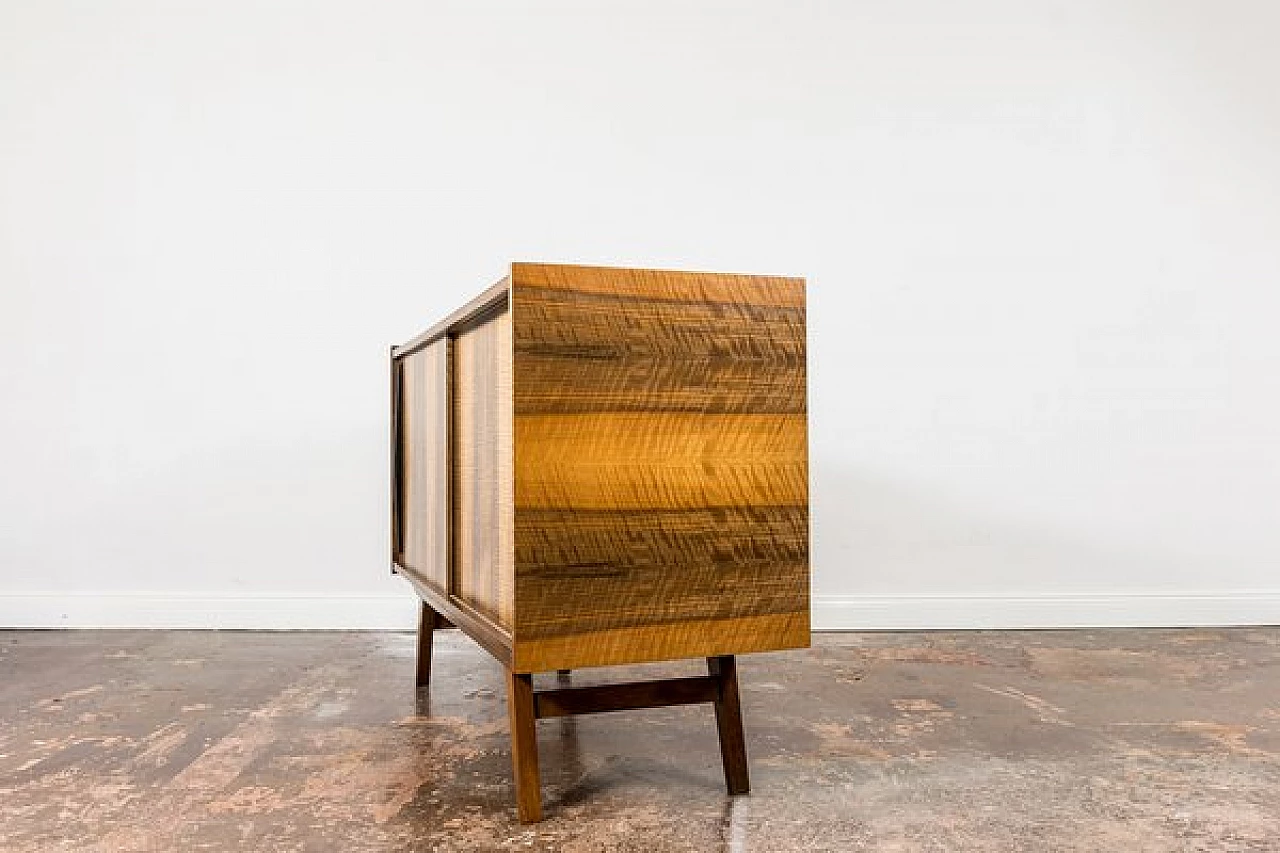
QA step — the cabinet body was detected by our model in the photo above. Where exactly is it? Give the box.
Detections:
[392,263,809,673]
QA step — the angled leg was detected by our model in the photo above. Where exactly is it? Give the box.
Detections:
[708,655,750,795]
[415,601,441,688]
[507,670,542,823]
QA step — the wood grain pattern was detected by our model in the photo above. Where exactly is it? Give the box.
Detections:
[513,262,804,308]
[397,566,513,667]
[506,670,541,823]
[392,264,804,822]
[515,610,805,673]
[511,286,804,415]
[708,654,750,795]
[515,507,807,639]
[515,413,807,510]
[415,601,443,688]
[509,263,809,672]
[452,306,515,631]
[392,276,510,360]
[397,340,449,593]
[532,676,718,718]
[393,263,809,674]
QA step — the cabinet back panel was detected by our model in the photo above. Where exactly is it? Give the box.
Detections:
[510,263,809,671]
[452,307,515,631]
[397,341,449,593]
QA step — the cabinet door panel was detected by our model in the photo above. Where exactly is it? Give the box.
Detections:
[398,340,449,593]
[452,307,514,630]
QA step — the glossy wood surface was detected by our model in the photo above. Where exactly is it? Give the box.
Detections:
[415,601,443,688]
[708,654,750,795]
[451,307,515,631]
[509,263,809,672]
[392,263,804,822]
[506,670,541,823]
[532,676,718,718]
[392,277,509,359]
[396,340,450,593]
[397,566,512,667]
[392,263,810,673]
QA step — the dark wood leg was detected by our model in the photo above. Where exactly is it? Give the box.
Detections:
[415,601,439,688]
[497,661,750,821]
[506,670,542,823]
[708,655,750,795]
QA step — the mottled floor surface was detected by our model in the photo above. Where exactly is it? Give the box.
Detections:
[1,630,1278,852]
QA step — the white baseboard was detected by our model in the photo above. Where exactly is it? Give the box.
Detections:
[1,592,1277,631]
[0,593,420,630]
[811,592,1280,630]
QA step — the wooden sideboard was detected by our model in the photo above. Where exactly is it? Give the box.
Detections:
[390,262,809,822]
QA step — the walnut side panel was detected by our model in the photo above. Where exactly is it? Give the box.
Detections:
[510,263,809,671]
[452,306,515,631]
[397,341,449,593]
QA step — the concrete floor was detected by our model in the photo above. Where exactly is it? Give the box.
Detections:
[1,629,1277,852]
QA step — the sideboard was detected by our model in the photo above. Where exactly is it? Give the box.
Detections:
[390,262,809,822]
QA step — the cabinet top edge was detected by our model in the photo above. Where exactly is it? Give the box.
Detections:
[511,260,804,285]
[391,262,807,359]
[391,275,510,359]
[511,261,805,309]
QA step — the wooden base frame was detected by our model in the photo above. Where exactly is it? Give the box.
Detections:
[414,601,455,688]
[415,601,750,823]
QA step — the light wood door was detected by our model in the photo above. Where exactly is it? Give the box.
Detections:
[397,340,450,594]
[452,306,515,631]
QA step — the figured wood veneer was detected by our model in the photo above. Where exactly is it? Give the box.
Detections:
[509,263,809,672]
[391,262,809,821]
[392,262,809,670]
[452,307,515,630]
[395,341,449,592]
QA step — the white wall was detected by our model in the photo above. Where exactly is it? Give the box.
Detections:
[2,1,1277,629]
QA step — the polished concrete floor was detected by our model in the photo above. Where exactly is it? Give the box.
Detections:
[1,628,1277,852]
